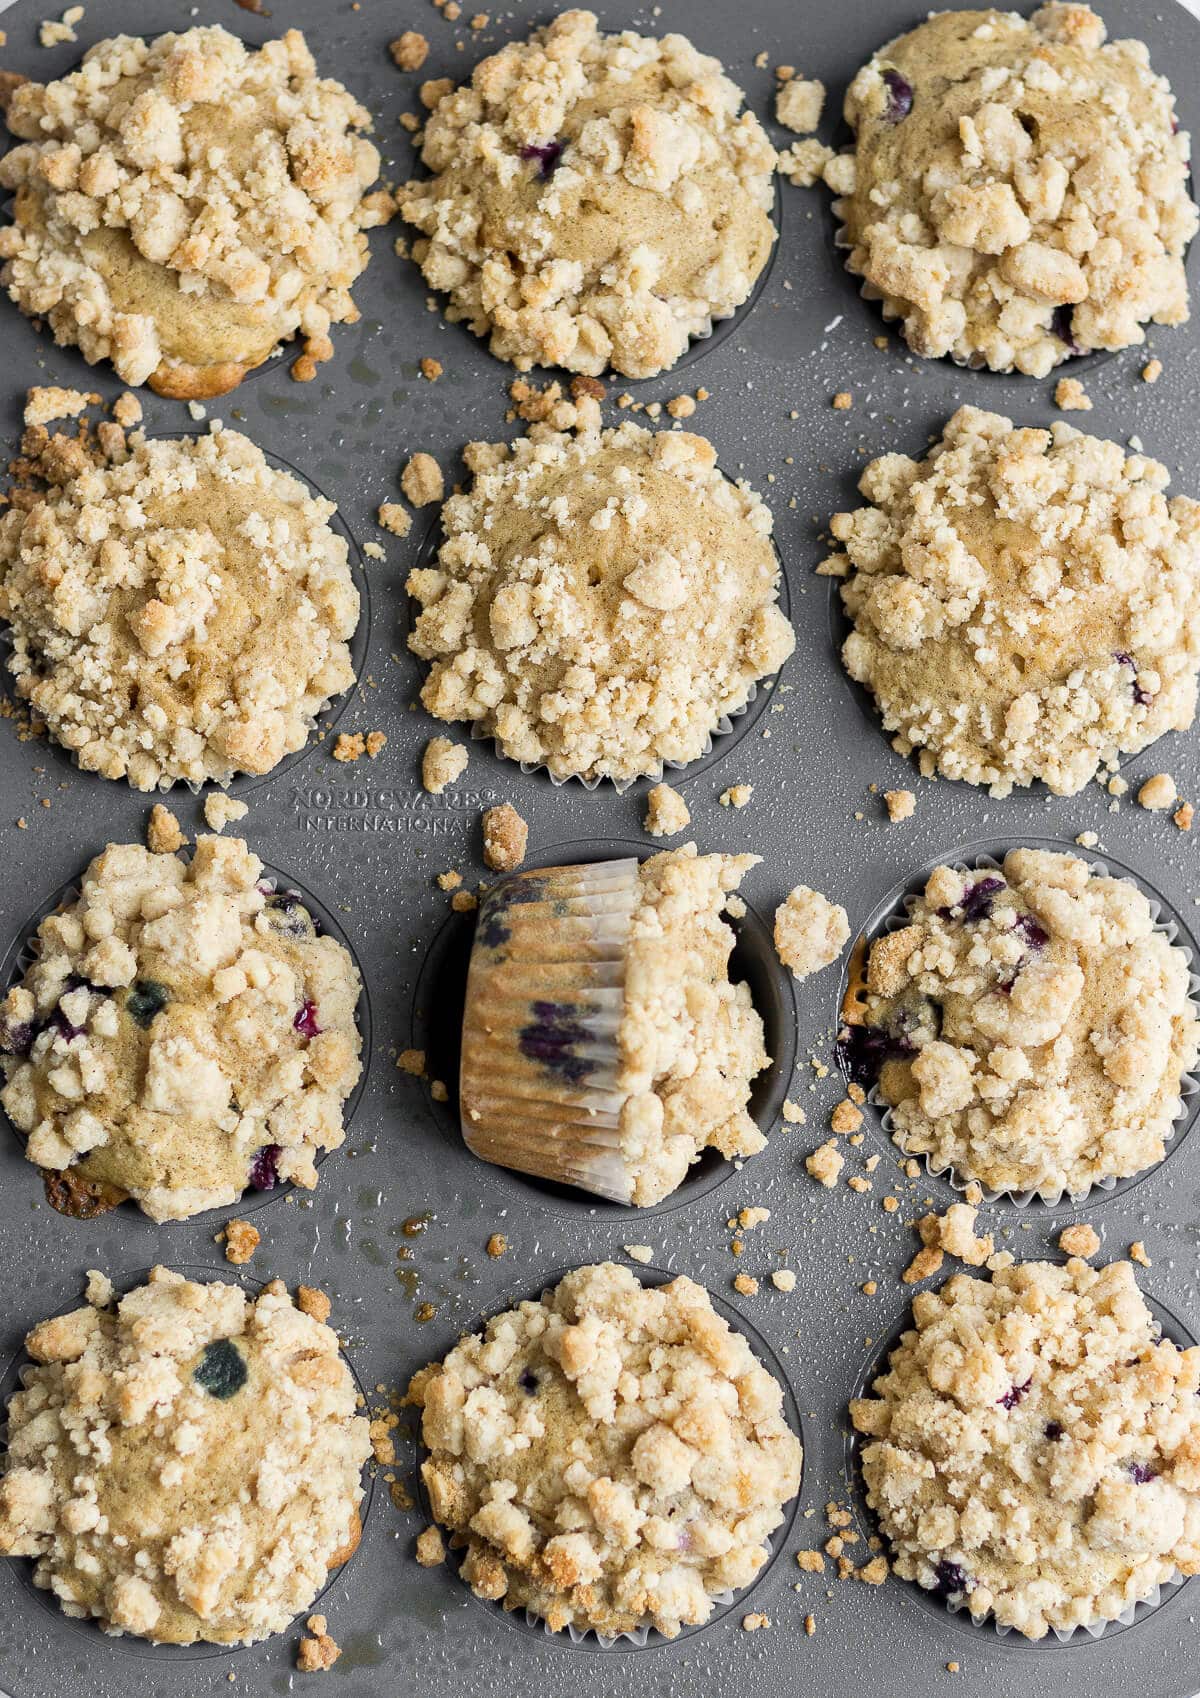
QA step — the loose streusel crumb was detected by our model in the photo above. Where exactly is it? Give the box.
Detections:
[486,1233,508,1258]
[777,137,834,188]
[838,848,1199,1198]
[902,1245,944,1284]
[401,452,444,508]
[377,502,413,538]
[771,1269,796,1292]
[796,1549,825,1573]
[0,28,382,396]
[422,735,469,795]
[831,1099,863,1135]
[407,419,793,784]
[451,890,478,913]
[741,1611,771,1631]
[23,386,96,428]
[624,1244,654,1265]
[806,1141,845,1187]
[365,731,387,758]
[146,803,187,856]
[415,1525,445,1567]
[203,794,249,834]
[0,429,360,790]
[219,1217,260,1265]
[390,31,430,72]
[408,1263,801,1638]
[836,406,1200,796]
[1058,1222,1101,1258]
[400,12,777,379]
[884,788,916,822]
[111,392,142,427]
[832,391,853,410]
[397,1048,427,1077]
[1138,772,1177,810]
[481,803,528,872]
[782,1100,806,1124]
[436,870,462,891]
[296,1285,333,1324]
[918,1202,993,1268]
[643,782,691,838]
[832,5,1197,375]
[0,837,363,1220]
[719,784,753,809]
[776,78,824,135]
[296,1624,342,1672]
[419,356,442,382]
[733,1273,759,1296]
[333,733,365,763]
[1142,359,1164,384]
[461,847,768,1205]
[1129,1240,1151,1266]
[1054,376,1092,411]
[0,1267,368,1645]
[774,886,849,979]
[1175,802,1194,831]
[853,1258,1200,1638]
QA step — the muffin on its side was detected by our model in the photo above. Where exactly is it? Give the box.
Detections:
[834,405,1200,797]
[0,26,383,396]
[851,1258,1200,1638]
[0,1267,369,1644]
[401,9,777,379]
[461,847,769,1205]
[833,3,1197,374]
[0,835,362,1221]
[408,1262,802,1639]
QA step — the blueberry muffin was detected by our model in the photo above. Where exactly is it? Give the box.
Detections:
[0,1267,369,1644]
[0,835,362,1221]
[0,26,383,396]
[400,9,777,379]
[834,405,1200,797]
[0,425,360,789]
[833,3,1197,374]
[838,848,1200,1198]
[408,414,793,785]
[408,1262,801,1638]
[851,1258,1200,1637]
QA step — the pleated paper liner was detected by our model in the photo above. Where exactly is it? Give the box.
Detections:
[460,859,641,1203]
[835,840,1200,1210]
[845,1274,1196,1647]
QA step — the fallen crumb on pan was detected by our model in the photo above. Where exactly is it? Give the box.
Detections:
[861,1279,877,1295]
[430,1080,449,1103]
[796,1549,824,1573]
[436,869,462,891]
[1175,802,1194,830]
[296,1616,341,1672]
[883,788,915,822]
[782,1099,806,1124]
[732,1273,759,1296]
[741,1612,771,1631]
[422,736,468,794]
[666,393,696,419]
[415,1525,446,1567]
[805,1141,844,1187]
[775,77,824,134]
[774,886,849,979]
[831,1100,863,1135]
[146,803,187,855]
[486,1233,507,1258]
[1129,1240,1152,1266]
[771,1269,796,1292]
[203,793,249,834]
[1054,376,1092,411]
[733,1206,770,1230]
[1142,359,1163,383]
[481,802,528,871]
[111,392,142,427]
[39,7,84,49]
[23,386,96,428]
[918,1202,993,1268]
[901,1244,943,1284]
[832,391,853,410]
[777,137,835,187]
[643,782,691,837]
[419,356,443,381]
[1138,772,1177,810]
[451,890,478,912]
[401,452,444,507]
[1058,1223,1101,1258]
[390,31,429,70]
[297,1285,332,1324]
[804,1613,816,1636]
[623,1245,653,1265]
[378,502,413,538]
[719,784,753,808]
[217,1218,260,1265]
[397,1049,427,1077]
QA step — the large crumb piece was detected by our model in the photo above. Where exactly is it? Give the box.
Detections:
[377,502,412,538]
[23,386,96,428]
[918,1203,993,1268]
[481,803,528,872]
[422,736,468,795]
[400,452,445,508]
[774,886,849,979]
[884,788,916,822]
[644,782,691,837]
[203,794,249,834]
[806,1141,844,1187]
[1054,376,1093,411]
[297,1619,342,1672]
[415,1525,445,1567]
[1137,772,1177,810]
[901,1245,944,1284]
[1058,1223,1101,1258]
[146,803,186,855]
[775,78,824,134]
[390,31,429,71]
[218,1218,260,1265]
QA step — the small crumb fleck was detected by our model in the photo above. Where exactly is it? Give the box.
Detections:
[1174,802,1194,831]
[732,1273,759,1296]
[430,1079,449,1104]
[146,803,187,855]
[218,1219,260,1265]
[333,732,365,763]
[419,356,443,382]
[643,782,690,838]
[401,451,444,507]
[486,1233,507,1258]
[832,391,853,411]
[296,1285,332,1324]
[1141,359,1163,384]
[796,1549,825,1573]
[771,1269,796,1292]
[782,1099,806,1125]
[422,736,468,795]
[805,1142,844,1188]
[901,1245,944,1284]
[482,803,528,872]
[1129,1240,1151,1267]
[831,1099,863,1135]
[415,1525,445,1567]
[1058,1223,1101,1258]
[397,1049,426,1077]
[719,783,753,808]
[378,502,412,538]
[741,1612,770,1632]
[624,1244,654,1265]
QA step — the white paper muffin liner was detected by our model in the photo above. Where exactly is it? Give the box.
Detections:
[845,849,1200,1208]
[940,1571,1185,1643]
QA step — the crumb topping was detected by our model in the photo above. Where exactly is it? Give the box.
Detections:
[408,1262,801,1638]
[0,836,363,1220]
[774,885,849,979]
[836,405,1200,796]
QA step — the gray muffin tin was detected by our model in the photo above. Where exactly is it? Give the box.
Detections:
[0,0,1199,1694]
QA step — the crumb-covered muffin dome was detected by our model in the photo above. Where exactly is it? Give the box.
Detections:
[838,848,1200,1199]
[0,26,383,397]
[0,1267,370,1645]
[0,836,363,1222]
[400,9,777,379]
[0,425,360,790]
[407,416,794,784]
[834,405,1200,797]
[834,3,1197,375]
[851,1258,1200,1638]
[408,1262,801,1639]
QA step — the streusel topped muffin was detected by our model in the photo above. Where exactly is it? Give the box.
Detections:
[832,4,1197,374]
[834,406,1200,797]
[0,26,383,396]
[851,1258,1200,1638]
[838,848,1200,1198]
[408,416,793,785]
[0,425,360,790]
[408,1262,802,1639]
[0,1267,369,1644]
[400,9,777,378]
[0,835,362,1221]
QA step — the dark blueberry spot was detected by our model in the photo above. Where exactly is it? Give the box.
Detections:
[1011,912,1049,953]
[518,1001,595,1085]
[1044,1421,1064,1441]
[957,876,1006,923]
[1129,1460,1158,1484]
[835,1022,916,1090]
[1051,304,1082,356]
[518,1368,538,1393]
[998,1376,1032,1411]
[932,1559,972,1600]
[521,139,564,178]
[294,999,322,1039]
[126,979,169,1029]
[194,1337,247,1400]
[477,877,546,950]
[0,1013,36,1057]
[248,1144,280,1190]
[264,891,317,940]
[1114,652,1153,707]
[881,67,913,122]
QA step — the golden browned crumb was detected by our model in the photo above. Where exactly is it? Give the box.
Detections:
[397,1048,426,1077]
[297,1619,341,1672]
[422,735,468,795]
[451,890,478,913]
[401,452,444,507]
[918,1202,993,1267]
[112,392,142,428]
[1129,1240,1152,1266]
[643,782,691,838]
[1058,1222,1101,1258]
[436,870,462,891]
[806,1141,844,1187]
[733,1273,759,1296]
[1174,801,1194,830]
[1054,375,1093,411]
[666,394,696,419]
[1142,359,1163,383]
[774,886,849,979]
[219,1218,260,1265]
[390,31,429,71]
[884,788,916,821]
[415,1525,445,1567]
[796,1549,825,1573]
[719,783,753,808]
[481,803,528,872]
[146,803,186,855]
[333,733,365,763]
[831,1100,863,1134]
[369,1413,397,1465]
[1138,772,1177,810]
[377,502,412,538]
[741,1612,771,1631]
[419,356,443,381]
[296,1285,332,1324]
[430,1080,449,1104]
[901,1245,944,1283]
[832,391,853,410]
[486,1233,507,1258]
